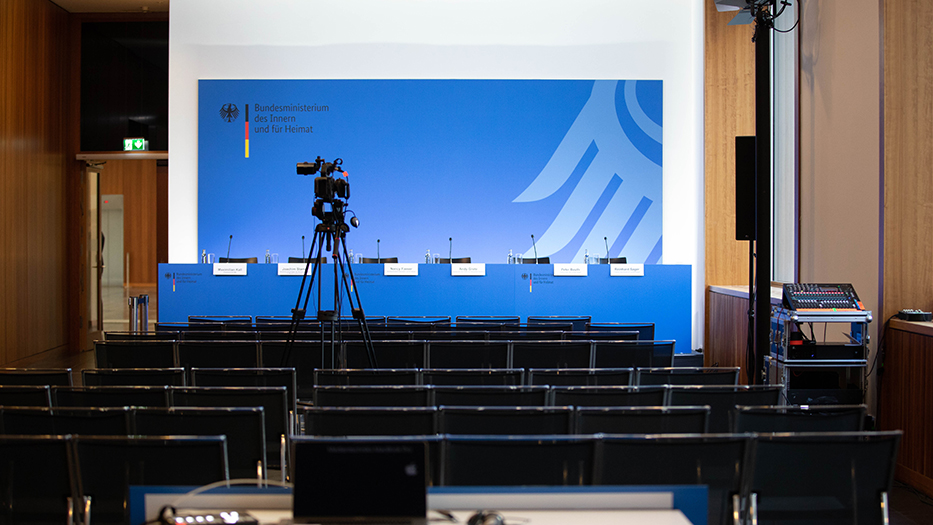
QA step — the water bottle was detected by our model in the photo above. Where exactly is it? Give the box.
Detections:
[508,249,513,264]
[201,249,208,264]
[584,249,589,265]
[349,249,354,263]
[265,249,272,263]
[425,250,431,264]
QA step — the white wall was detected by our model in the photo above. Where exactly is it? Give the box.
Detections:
[168,0,706,346]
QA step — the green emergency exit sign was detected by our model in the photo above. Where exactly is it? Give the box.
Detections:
[123,138,148,151]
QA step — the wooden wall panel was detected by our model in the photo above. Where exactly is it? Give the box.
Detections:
[883,0,933,324]
[704,0,756,290]
[705,290,752,384]
[99,159,159,286]
[879,326,933,497]
[0,0,71,364]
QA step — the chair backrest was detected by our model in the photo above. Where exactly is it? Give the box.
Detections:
[598,433,754,525]
[668,385,783,433]
[732,404,867,433]
[563,331,640,341]
[344,340,426,369]
[0,368,73,386]
[575,406,710,434]
[359,257,399,263]
[386,316,452,330]
[188,315,253,326]
[433,386,550,407]
[636,367,740,386]
[511,341,592,369]
[312,385,433,407]
[314,369,422,386]
[751,431,902,525]
[103,330,180,341]
[81,367,186,386]
[526,316,591,332]
[442,435,595,486]
[181,330,259,341]
[423,369,524,386]
[0,435,78,524]
[520,257,550,264]
[598,257,627,264]
[436,257,471,264]
[593,340,675,368]
[439,406,573,435]
[587,322,655,340]
[52,385,171,408]
[94,340,177,369]
[134,406,266,480]
[189,367,298,414]
[527,368,633,387]
[171,386,288,470]
[455,316,521,328]
[302,406,438,436]
[551,385,669,407]
[217,257,257,263]
[176,340,260,369]
[0,384,52,408]
[260,340,326,398]
[0,406,132,435]
[427,341,509,369]
[74,435,229,525]
[488,330,566,341]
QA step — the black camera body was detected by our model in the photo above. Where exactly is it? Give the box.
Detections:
[299,157,353,226]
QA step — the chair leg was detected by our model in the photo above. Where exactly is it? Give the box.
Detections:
[67,496,74,525]
[882,491,890,525]
[280,434,287,482]
[82,496,92,525]
[749,493,758,525]
[732,493,741,525]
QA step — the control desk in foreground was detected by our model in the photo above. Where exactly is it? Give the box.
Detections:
[158,263,692,350]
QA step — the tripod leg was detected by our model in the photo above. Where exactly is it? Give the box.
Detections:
[336,234,377,368]
[284,230,324,366]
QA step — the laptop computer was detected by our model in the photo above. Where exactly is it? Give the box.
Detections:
[292,439,428,525]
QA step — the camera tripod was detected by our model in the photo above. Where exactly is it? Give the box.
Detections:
[284,219,378,369]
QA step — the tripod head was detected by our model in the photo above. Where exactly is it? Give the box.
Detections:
[298,157,357,232]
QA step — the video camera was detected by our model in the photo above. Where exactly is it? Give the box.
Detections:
[297,157,354,226]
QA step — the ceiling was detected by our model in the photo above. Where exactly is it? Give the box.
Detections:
[50,0,168,13]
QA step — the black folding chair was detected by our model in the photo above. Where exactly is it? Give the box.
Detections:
[442,435,596,486]
[636,367,740,386]
[423,369,524,386]
[0,385,52,408]
[433,386,549,407]
[312,385,433,407]
[668,385,783,433]
[52,386,171,408]
[0,406,132,435]
[0,435,79,524]
[732,404,867,433]
[135,406,267,480]
[81,367,186,386]
[439,406,573,435]
[94,340,177,368]
[598,433,754,525]
[551,385,668,407]
[427,341,509,369]
[302,406,437,436]
[74,435,229,525]
[511,341,592,369]
[750,431,901,525]
[0,368,72,386]
[314,369,421,386]
[575,406,709,434]
[527,368,633,386]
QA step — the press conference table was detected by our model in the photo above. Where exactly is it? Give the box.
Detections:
[158,262,693,349]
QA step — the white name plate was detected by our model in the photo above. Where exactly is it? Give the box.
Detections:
[384,263,419,276]
[212,263,247,276]
[451,263,486,276]
[553,263,588,276]
[611,263,645,277]
[277,263,309,276]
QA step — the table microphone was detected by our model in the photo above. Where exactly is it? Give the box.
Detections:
[377,239,381,261]
[302,235,306,257]
[226,235,233,260]
[449,237,452,263]
[604,236,610,258]
[531,234,538,263]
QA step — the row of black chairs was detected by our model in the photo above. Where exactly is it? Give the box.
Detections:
[301,404,868,437]
[291,431,901,525]
[173,315,613,333]
[0,434,229,525]
[3,428,900,525]
[73,366,737,388]
[0,406,268,480]
[94,340,677,381]
[306,384,783,432]
[0,384,290,470]
[116,328,643,342]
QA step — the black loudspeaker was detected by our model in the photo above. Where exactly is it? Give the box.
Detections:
[735,136,757,241]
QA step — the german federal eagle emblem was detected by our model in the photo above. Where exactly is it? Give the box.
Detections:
[219,103,239,123]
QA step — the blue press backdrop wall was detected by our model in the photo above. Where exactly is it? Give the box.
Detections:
[198,79,663,265]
